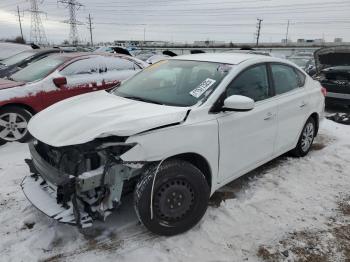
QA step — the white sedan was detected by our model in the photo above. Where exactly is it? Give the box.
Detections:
[23,53,325,236]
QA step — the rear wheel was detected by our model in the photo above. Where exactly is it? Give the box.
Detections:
[290,117,316,157]
[0,107,32,144]
[134,159,210,236]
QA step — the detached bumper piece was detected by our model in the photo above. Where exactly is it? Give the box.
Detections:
[21,175,93,228]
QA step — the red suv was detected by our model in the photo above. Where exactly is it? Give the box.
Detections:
[0,53,147,144]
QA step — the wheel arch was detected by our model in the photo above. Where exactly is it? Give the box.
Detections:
[167,152,212,189]
[309,112,319,136]
[0,103,36,115]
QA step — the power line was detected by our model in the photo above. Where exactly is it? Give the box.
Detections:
[0,1,26,9]
[42,0,350,8]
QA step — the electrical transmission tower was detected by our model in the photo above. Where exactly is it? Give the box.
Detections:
[255,18,263,46]
[58,0,84,45]
[28,0,48,46]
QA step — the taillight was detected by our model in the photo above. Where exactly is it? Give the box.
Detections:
[321,86,327,97]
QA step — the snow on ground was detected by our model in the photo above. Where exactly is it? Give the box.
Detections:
[0,119,349,262]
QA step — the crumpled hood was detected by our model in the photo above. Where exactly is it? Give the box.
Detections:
[0,78,24,90]
[314,46,350,74]
[28,91,190,147]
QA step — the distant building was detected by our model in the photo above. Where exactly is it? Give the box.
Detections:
[313,39,325,44]
[297,38,325,44]
[193,40,225,46]
[334,38,343,43]
[281,39,293,44]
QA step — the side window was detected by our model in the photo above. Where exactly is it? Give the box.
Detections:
[60,58,95,76]
[271,64,301,95]
[103,57,137,71]
[226,64,270,102]
[61,56,139,76]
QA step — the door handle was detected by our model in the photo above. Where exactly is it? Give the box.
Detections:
[264,112,274,120]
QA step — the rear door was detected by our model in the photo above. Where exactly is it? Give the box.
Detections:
[269,63,309,154]
[217,64,278,182]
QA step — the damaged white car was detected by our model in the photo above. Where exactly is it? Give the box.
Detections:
[22,53,325,236]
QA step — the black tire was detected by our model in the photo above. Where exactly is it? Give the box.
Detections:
[0,106,32,144]
[290,117,316,157]
[134,159,210,236]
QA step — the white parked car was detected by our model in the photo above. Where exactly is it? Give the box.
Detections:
[22,53,325,236]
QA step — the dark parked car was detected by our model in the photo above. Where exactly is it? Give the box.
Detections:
[0,49,63,78]
[314,46,350,107]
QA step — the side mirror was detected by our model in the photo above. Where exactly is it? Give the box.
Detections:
[53,77,67,88]
[222,95,255,112]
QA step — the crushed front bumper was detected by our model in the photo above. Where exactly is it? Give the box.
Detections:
[22,141,143,228]
[21,174,93,227]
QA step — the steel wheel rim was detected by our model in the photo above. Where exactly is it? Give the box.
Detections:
[301,122,314,152]
[0,113,28,141]
[154,178,195,223]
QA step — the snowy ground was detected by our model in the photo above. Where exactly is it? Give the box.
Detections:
[0,119,349,262]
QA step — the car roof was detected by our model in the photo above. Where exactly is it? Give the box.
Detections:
[171,53,273,65]
[22,48,59,54]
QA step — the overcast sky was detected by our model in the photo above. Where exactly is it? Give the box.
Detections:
[0,0,349,44]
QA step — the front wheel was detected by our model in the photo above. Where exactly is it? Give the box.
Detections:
[290,117,316,157]
[134,160,210,236]
[0,107,32,144]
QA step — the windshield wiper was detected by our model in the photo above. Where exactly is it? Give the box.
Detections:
[123,96,163,105]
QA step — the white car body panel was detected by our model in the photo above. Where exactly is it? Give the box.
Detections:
[217,99,278,182]
[28,91,190,147]
[28,53,325,195]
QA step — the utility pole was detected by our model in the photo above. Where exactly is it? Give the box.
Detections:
[285,20,290,46]
[255,18,263,46]
[27,0,48,46]
[87,13,93,46]
[16,5,24,40]
[58,0,84,46]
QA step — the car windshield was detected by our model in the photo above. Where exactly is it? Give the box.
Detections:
[1,50,35,66]
[114,60,233,107]
[10,55,68,83]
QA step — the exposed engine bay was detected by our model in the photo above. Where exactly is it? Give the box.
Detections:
[22,137,145,228]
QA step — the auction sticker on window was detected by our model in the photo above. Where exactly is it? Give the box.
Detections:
[190,78,216,98]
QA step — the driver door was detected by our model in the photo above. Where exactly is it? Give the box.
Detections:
[217,64,278,183]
